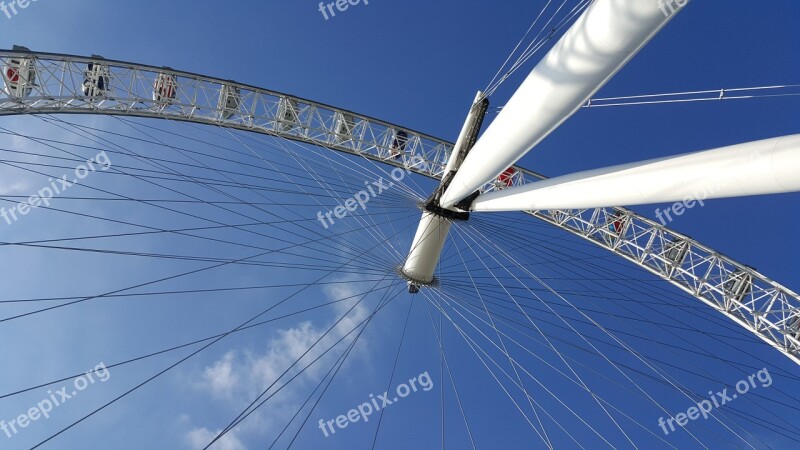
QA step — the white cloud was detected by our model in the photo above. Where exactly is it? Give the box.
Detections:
[186,427,247,450]
[202,352,241,400]
[183,276,377,447]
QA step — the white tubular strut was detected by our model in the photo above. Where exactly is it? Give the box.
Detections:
[472,135,800,212]
[441,0,688,207]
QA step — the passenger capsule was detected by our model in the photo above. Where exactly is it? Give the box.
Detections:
[218,84,241,119]
[391,130,408,159]
[153,72,178,103]
[3,57,36,98]
[82,61,110,97]
[496,167,516,188]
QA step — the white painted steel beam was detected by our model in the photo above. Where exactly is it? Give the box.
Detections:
[441,0,688,207]
[472,135,800,212]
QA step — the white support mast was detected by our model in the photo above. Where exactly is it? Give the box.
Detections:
[400,92,489,292]
[440,0,689,207]
[471,134,800,212]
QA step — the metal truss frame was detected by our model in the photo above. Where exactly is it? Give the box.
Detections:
[2,48,798,364]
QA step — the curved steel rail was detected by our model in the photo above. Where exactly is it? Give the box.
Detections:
[2,48,798,364]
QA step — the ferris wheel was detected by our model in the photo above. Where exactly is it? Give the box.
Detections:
[1,1,800,449]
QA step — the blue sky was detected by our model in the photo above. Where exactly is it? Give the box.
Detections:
[1,1,800,449]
